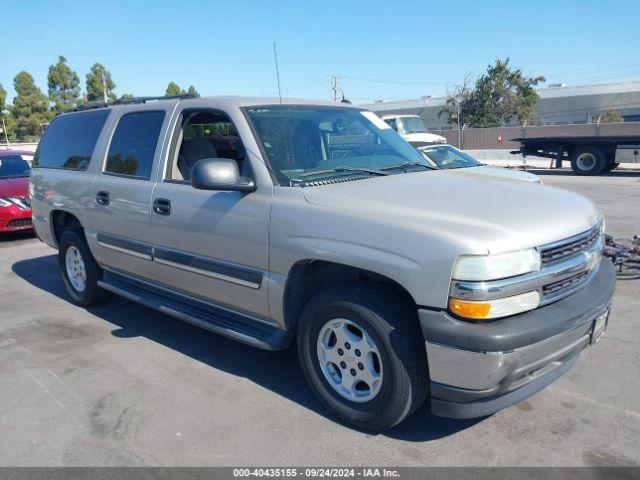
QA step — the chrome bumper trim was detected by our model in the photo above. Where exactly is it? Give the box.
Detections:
[425,317,598,392]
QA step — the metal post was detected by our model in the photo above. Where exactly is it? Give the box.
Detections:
[102,71,108,103]
[1,115,10,148]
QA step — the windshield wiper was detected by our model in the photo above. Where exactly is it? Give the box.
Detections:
[380,162,437,172]
[299,166,389,179]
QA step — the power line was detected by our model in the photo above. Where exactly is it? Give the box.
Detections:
[341,75,449,86]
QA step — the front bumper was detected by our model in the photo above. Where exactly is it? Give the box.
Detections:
[0,205,33,232]
[420,259,616,419]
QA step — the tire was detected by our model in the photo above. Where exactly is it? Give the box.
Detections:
[570,146,608,175]
[58,229,112,307]
[297,283,428,431]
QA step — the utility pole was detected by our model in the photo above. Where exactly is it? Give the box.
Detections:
[331,75,342,102]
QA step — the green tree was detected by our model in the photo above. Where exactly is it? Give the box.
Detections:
[186,85,200,97]
[0,82,15,141]
[440,58,545,128]
[165,81,185,96]
[86,63,116,102]
[47,55,81,113]
[597,109,624,123]
[119,93,134,100]
[10,71,53,139]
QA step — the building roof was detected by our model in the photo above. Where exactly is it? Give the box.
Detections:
[362,80,640,111]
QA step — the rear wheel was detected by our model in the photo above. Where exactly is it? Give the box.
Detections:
[58,229,111,307]
[297,283,428,431]
[570,146,608,175]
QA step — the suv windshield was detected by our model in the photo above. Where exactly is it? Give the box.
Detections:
[0,155,31,179]
[419,145,482,169]
[245,106,430,185]
[398,117,426,134]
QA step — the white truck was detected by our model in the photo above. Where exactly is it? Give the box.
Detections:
[380,114,446,145]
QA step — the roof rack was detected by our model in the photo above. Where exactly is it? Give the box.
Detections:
[69,94,198,112]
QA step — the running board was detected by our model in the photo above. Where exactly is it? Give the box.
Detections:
[97,271,291,350]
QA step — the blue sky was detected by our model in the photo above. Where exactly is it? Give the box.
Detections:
[2,0,639,103]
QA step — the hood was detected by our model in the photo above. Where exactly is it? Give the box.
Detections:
[447,165,541,183]
[402,132,446,143]
[0,176,29,197]
[301,170,599,254]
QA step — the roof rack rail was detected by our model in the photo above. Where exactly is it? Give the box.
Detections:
[69,94,197,112]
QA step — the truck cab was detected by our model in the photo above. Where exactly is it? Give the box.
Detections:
[381,114,446,145]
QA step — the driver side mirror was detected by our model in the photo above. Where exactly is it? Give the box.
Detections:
[190,158,255,193]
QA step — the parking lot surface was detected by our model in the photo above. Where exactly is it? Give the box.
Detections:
[1,170,639,466]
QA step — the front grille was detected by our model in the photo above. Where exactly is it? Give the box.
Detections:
[7,219,32,228]
[542,271,588,296]
[540,226,600,266]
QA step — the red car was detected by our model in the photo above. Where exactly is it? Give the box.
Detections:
[0,150,34,233]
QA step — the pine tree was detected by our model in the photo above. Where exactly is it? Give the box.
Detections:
[48,55,81,113]
[186,85,200,97]
[10,71,53,139]
[165,82,185,96]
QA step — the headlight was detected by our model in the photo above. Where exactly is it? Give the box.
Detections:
[0,196,29,209]
[452,248,541,281]
[449,291,540,320]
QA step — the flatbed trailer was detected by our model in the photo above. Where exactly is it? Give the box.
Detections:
[511,135,640,175]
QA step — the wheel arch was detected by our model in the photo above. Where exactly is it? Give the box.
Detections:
[282,259,418,331]
[50,210,84,246]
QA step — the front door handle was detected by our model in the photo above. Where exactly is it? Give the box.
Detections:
[96,191,110,206]
[153,198,171,216]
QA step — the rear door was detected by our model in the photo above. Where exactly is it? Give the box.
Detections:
[85,105,175,279]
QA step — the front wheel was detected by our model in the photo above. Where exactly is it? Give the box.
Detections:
[297,284,428,431]
[58,229,112,307]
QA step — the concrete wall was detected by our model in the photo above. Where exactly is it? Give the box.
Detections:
[0,143,38,153]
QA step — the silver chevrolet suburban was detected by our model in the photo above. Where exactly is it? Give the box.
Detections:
[30,95,615,431]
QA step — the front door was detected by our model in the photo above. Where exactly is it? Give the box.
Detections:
[149,109,271,318]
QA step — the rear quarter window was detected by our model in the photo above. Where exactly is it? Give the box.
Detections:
[104,111,165,179]
[33,110,110,170]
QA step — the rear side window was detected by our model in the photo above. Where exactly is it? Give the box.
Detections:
[105,111,165,179]
[33,110,109,170]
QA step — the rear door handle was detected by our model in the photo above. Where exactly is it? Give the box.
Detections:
[153,198,171,216]
[96,191,110,206]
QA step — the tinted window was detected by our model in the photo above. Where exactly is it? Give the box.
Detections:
[105,111,165,178]
[33,110,109,170]
[0,156,31,178]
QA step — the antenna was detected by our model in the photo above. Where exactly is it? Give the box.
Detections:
[273,42,282,104]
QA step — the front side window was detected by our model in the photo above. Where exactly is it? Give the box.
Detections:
[398,117,426,134]
[0,156,31,179]
[384,118,398,131]
[105,111,165,178]
[33,110,109,170]
[419,145,482,169]
[245,106,429,185]
[167,110,246,181]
